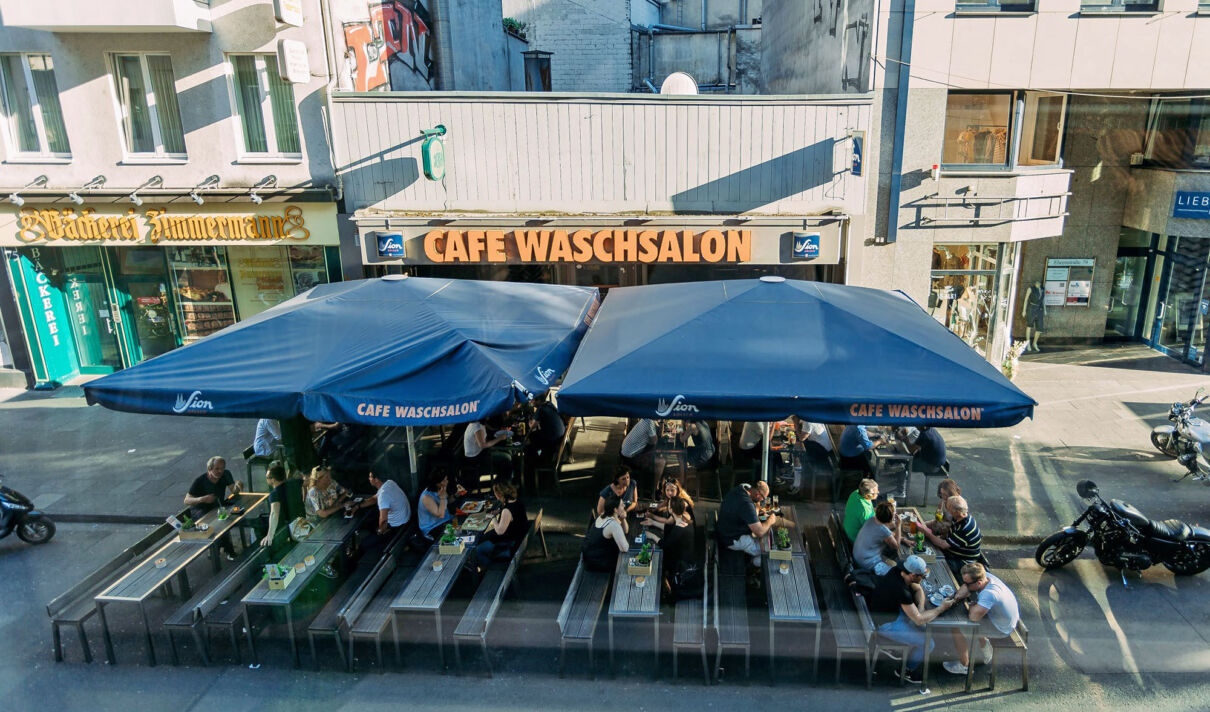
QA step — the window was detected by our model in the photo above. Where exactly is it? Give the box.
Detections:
[941,91,1066,168]
[229,55,301,158]
[929,244,1004,352]
[112,53,186,158]
[1080,0,1159,12]
[955,0,1035,13]
[523,50,552,92]
[1145,98,1210,170]
[0,53,70,158]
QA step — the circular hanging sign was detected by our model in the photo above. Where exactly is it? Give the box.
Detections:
[422,136,446,181]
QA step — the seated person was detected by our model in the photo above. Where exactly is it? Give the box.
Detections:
[252,418,281,458]
[259,462,303,548]
[649,498,699,600]
[596,469,639,517]
[473,480,528,569]
[582,494,631,573]
[417,471,454,541]
[943,562,1021,675]
[361,470,411,557]
[649,477,695,523]
[861,555,957,685]
[908,426,948,475]
[791,417,833,474]
[185,456,243,560]
[304,465,363,523]
[926,478,962,535]
[735,420,765,475]
[462,417,513,489]
[620,418,666,492]
[853,500,901,575]
[681,420,715,469]
[716,482,778,568]
[843,478,879,542]
[921,495,983,577]
[523,399,566,492]
[838,424,885,476]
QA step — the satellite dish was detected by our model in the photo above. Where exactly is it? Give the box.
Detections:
[659,71,698,95]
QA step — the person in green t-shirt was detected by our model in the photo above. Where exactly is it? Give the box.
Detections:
[843,478,879,542]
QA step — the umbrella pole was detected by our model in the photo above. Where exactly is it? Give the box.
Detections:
[406,426,418,478]
[760,422,770,483]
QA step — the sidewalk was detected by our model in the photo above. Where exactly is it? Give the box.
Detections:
[1,343,1206,540]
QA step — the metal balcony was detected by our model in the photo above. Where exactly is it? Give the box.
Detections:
[0,0,212,32]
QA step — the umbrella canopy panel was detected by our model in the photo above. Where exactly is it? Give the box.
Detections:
[84,276,599,426]
[557,277,1034,427]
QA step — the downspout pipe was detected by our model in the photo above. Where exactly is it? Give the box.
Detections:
[884,0,915,244]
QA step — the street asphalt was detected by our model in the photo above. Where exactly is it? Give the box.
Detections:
[5,343,1210,710]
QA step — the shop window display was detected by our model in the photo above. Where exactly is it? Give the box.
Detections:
[929,244,1000,353]
[169,247,237,342]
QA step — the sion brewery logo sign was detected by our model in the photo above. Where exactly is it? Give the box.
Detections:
[173,391,214,413]
[656,395,699,417]
[534,366,556,386]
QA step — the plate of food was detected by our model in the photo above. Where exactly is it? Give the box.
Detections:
[461,500,486,514]
[928,592,946,608]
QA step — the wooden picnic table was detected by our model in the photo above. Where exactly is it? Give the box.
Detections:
[763,506,822,683]
[608,547,663,678]
[94,492,266,666]
[307,510,368,543]
[389,535,475,672]
[241,540,341,668]
[896,507,978,692]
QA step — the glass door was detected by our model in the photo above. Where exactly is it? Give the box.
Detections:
[60,247,122,373]
[1149,237,1210,362]
[107,247,179,364]
[1105,252,1151,340]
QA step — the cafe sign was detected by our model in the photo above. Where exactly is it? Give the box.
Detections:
[422,228,753,264]
[5,204,338,247]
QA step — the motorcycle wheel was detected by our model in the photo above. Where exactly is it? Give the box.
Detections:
[16,518,55,545]
[1151,430,1180,458]
[1164,543,1210,576]
[1035,531,1085,569]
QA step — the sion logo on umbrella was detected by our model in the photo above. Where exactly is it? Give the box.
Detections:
[173,390,214,413]
[656,395,699,417]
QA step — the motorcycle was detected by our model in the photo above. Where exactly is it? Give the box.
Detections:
[1150,387,1210,481]
[0,473,55,545]
[1035,480,1210,583]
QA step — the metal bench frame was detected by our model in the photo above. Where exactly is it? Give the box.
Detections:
[163,547,268,666]
[672,539,711,684]
[989,619,1029,691]
[556,555,610,679]
[712,559,751,683]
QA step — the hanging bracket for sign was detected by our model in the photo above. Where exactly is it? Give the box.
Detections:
[420,125,447,182]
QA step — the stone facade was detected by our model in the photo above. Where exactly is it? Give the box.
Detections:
[502,0,633,93]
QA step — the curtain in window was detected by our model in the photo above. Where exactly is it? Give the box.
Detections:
[231,56,267,153]
[147,56,185,154]
[27,55,69,154]
[116,55,154,154]
[1,55,40,153]
[265,56,300,154]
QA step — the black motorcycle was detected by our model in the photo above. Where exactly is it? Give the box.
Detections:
[1035,480,1210,579]
[0,474,55,545]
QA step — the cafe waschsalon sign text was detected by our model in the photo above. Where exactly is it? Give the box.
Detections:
[422,228,753,264]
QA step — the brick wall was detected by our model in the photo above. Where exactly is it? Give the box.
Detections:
[502,0,632,92]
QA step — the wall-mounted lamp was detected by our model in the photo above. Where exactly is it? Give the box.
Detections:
[129,175,163,207]
[249,174,277,206]
[8,175,48,208]
[68,192,84,205]
[190,174,220,206]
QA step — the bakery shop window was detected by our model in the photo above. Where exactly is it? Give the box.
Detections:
[226,245,331,320]
[169,247,237,343]
[941,91,1066,168]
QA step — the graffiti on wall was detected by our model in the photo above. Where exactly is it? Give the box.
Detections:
[340,0,435,91]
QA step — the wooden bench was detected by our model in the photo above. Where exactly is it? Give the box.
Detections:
[555,556,611,678]
[988,619,1029,691]
[818,573,870,686]
[827,511,854,576]
[163,546,269,666]
[672,539,711,684]
[712,554,750,683]
[452,512,541,677]
[241,444,276,493]
[341,556,416,672]
[46,520,176,662]
[190,548,272,665]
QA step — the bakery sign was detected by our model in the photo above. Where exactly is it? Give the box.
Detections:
[4,204,339,246]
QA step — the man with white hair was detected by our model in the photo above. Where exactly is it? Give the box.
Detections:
[922,494,983,578]
[942,562,1020,675]
[184,456,242,560]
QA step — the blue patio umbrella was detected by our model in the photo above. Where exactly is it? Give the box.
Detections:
[557,276,1035,427]
[84,275,600,428]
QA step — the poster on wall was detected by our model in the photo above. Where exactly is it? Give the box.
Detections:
[228,246,293,320]
[1045,258,1095,308]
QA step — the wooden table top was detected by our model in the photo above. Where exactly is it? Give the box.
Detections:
[242,541,341,606]
[185,492,268,544]
[391,542,471,613]
[765,554,821,623]
[97,539,211,603]
[609,548,663,618]
[897,508,973,630]
[307,510,367,542]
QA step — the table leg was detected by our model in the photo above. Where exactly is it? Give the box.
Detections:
[922,626,933,690]
[286,605,299,668]
[392,612,402,667]
[769,620,775,685]
[97,602,115,665]
[436,610,445,674]
[653,617,659,680]
[178,570,192,600]
[813,623,822,680]
[609,615,615,677]
[243,606,259,666]
[964,627,976,693]
[140,602,157,667]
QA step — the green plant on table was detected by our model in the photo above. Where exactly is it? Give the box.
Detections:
[440,523,458,544]
[775,527,792,550]
[180,515,195,530]
[636,541,653,566]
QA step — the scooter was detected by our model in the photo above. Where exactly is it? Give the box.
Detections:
[0,473,55,545]
[1150,387,1210,481]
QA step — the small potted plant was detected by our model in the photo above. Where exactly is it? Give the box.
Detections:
[627,541,654,576]
[438,523,464,555]
[770,526,794,560]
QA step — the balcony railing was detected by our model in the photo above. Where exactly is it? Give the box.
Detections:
[0,0,212,32]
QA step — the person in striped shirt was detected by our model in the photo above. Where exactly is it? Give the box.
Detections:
[922,495,983,578]
[620,418,666,494]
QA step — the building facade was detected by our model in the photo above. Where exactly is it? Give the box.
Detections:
[0,0,342,388]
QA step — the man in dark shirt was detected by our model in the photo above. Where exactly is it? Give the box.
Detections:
[922,495,983,578]
[861,555,957,684]
[524,401,566,492]
[909,426,948,475]
[716,482,778,567]
[184,456,242,559]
